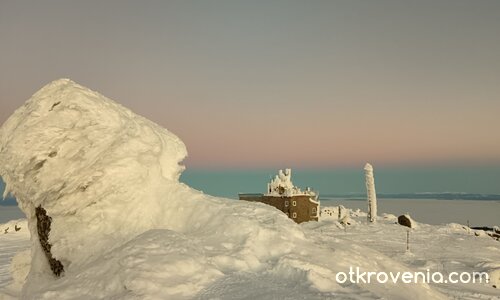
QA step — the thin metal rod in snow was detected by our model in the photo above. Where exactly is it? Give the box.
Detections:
[364,163,377,223]
[406,229,410,252]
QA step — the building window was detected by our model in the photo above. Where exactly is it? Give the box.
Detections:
[285,200,289,207]
[292,212,297,218]
[292,201,297,206]
[312,207,316,214]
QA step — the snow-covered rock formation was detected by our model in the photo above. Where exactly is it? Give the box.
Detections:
[364,163,377,223]
[0,80,446,299]
[0,79,189,275]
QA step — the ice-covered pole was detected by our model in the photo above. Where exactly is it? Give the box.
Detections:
[364,163,377,223]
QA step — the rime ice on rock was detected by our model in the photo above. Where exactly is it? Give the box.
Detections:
[364,163,377,223]
[0,78,188,279]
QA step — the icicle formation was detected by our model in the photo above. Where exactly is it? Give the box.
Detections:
[364,163,377,223]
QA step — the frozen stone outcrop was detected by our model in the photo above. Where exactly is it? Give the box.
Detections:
[398,214,416,228]
[0,79,189,279]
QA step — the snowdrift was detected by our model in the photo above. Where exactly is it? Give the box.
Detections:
[0,79,446,299]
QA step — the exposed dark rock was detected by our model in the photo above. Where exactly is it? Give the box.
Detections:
[49,101,61,111]
[398,215,414,228]
[488,232,500,241]
[78,183,89,192]
[33,159,46,171]
[35,206,64,276]
[15,224,21,231]
[471,226,494,231]
[470,227,500,241]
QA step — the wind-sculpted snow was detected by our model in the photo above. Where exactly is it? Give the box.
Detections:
[0,79,188,274]
[0,80,446,299]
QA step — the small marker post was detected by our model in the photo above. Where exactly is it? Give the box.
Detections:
[406,229,410,252]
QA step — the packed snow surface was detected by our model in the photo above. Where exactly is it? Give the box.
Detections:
[0,79,496,299]
[2,210,500,299]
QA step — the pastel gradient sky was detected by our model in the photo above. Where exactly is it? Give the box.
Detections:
[1,1,499,169]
